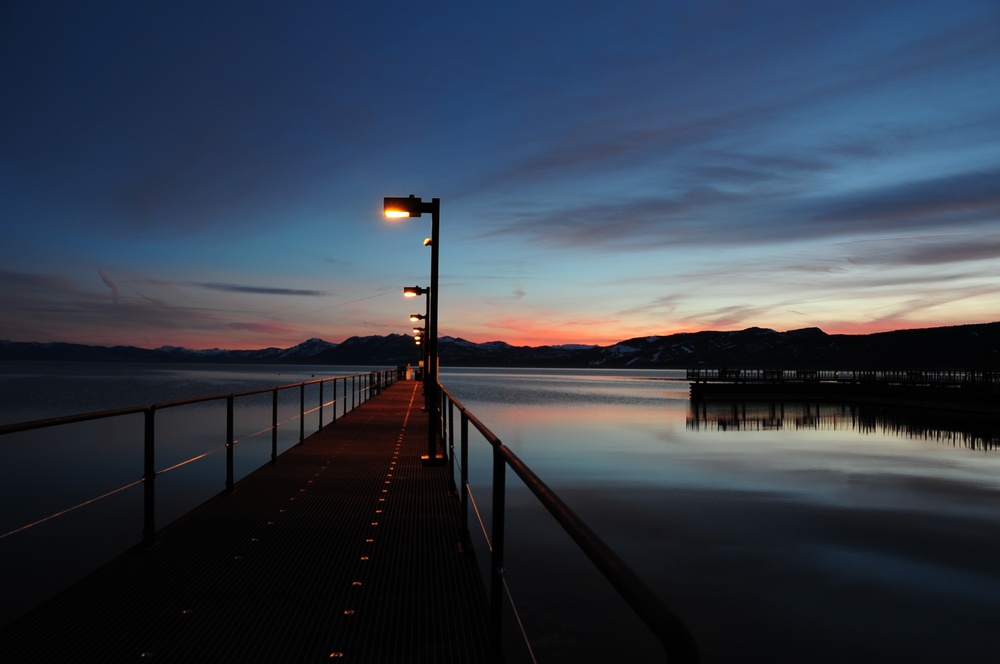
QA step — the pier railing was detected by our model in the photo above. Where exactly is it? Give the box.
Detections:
[0,369,398,548]
[438,383,700,663]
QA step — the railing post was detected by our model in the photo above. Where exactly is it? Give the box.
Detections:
[332,378,338,425]
[490,443,507,654]
[352,375,356,411]
[445,393,454,473]
[299,383,305,444]
[271,388,278,465]
[319,380,324,430]
[460,411,470,544]
[142,407,156,548]
[226,394,235,494]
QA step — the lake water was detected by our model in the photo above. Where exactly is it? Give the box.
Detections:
[0,362,381,627]
[2,363,1000,663]
[439,367,1000,663]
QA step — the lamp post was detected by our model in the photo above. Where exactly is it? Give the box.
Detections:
[403,286,430,409]
[388,193,442,464]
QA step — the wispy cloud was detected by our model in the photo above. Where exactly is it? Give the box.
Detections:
[808,167,1000,232]
[98,269,120,304]
[192,282,330,297]
[844,235,1000,267]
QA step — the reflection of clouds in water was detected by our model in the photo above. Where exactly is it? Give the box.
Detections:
[442,368,1000,663]
[446,372,688,408]
[548,485,1000,663]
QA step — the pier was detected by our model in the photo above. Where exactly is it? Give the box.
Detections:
[687,368,1000,413]
[0,379,490,663]
[0,372,699,663]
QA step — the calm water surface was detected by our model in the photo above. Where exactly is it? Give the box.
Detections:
[439,367,1000,663]
[2,363,999,663]
[0,362,383,626]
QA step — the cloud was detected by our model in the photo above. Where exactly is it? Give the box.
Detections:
[844,235,1000,268]
[900,239,1000,266]
[473,162,1000,256]
[808,167,1000,232]
[613,294,685,318]
[98,269,120,304]
[192,282,330,297]
[689,304,779,330]
[0,269,79,294]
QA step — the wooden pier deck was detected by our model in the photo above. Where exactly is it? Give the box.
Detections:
[0,380,491,663]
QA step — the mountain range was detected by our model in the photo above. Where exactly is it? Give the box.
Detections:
[2,322,998,370]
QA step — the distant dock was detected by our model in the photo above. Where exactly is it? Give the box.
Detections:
[687,368,1000,414]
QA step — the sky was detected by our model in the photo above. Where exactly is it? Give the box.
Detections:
[2,1,999,350]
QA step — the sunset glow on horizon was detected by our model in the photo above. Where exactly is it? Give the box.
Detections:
[2,2,998,352]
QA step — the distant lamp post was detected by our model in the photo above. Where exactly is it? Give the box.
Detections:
[386,195,443,465]
[402,287,430,399]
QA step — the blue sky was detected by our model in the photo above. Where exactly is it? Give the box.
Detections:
[2,1,998,349]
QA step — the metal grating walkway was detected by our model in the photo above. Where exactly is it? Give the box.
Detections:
[0,380,491,663]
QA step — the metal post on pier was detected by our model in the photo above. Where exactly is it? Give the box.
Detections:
[460,411,470,546]
[490,442,507,653]
[225,394,235,493]
[332,377,338,424]
[142,407,156,548]
[271,388,278,465]
[383,195,444,465]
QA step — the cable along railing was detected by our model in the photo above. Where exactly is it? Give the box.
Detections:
[438,383,700,664]
[0,369,398,547]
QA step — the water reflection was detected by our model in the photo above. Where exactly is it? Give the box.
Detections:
[688,399,1000,450]
[441,368,1000,663]
[0,363,376,626]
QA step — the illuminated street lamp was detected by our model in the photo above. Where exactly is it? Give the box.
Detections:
[386,195,443,464]
[403,285,428,297]
[402,286,429,386]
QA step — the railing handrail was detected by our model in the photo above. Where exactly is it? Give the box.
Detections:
[0,405,149,437]
[1,369,400,548]
[439,382,700,663]
[0,374,381,436]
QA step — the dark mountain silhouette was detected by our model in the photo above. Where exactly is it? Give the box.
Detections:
[1,322,998,370]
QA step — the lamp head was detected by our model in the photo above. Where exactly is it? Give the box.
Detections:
[402,286,428,297]
[384,194,435,219]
